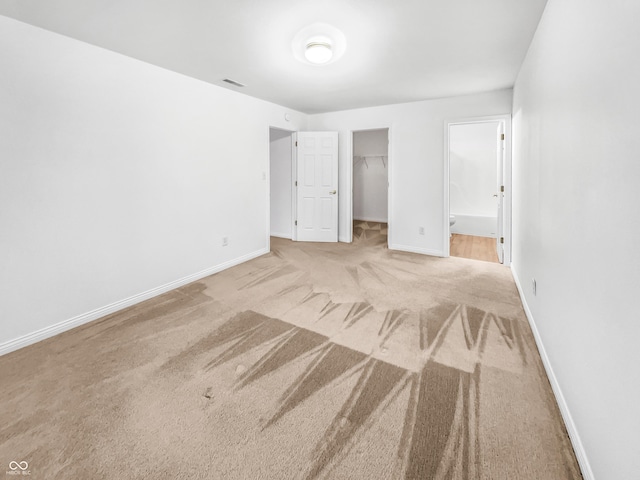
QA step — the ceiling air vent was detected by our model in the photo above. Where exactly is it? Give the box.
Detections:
[223,78,245,87]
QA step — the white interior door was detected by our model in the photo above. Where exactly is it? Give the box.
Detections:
[295,132,339,242]
[496,122,505,263]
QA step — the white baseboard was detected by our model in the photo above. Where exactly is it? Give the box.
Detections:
[389,243,444,257]
[0,248,269,357]
[510,264,594,480]
[270,231,291,239]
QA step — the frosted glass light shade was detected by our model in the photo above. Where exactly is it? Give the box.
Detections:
[292,24,345,66]
[305,42,332,64]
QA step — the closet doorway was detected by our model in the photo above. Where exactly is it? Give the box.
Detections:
[351,128,390,247]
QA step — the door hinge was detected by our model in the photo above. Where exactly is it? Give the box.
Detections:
[500,237,504,244]
[500,185,505,193]
[295,220,298,226]
[500,133,505,141]
[295,180,298,186]
[295,141,298,147]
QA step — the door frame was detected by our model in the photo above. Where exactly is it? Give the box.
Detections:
[348,126,393,245]
[267,126,296,250]
[443,114,512,264]
[291,131,298,241]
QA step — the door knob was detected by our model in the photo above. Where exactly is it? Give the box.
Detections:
[329,190,337,195]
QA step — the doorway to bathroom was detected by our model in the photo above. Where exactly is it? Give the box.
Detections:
[444,115,511,264]
[351,128,390,248]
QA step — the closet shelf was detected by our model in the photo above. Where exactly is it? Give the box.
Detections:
[354,154,387,168]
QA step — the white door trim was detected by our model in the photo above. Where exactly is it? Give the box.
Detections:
[443,114,512,264]
[348,126,392,245]
[291,132,298,241]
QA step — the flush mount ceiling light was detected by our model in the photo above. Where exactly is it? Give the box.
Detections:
[305,41,332,64]
[292,23,346,66]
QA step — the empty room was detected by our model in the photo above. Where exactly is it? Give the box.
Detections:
[1,1,638,479]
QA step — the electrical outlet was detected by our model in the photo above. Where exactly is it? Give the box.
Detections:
[222,236,228,247]
[532,278,537,295]
[418,226,425,235]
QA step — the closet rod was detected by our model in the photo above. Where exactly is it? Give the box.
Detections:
[354,154,387,168]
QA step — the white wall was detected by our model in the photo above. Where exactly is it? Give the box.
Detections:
[353,129,388,223]
[512,1,640,479]
[269,129,293,238]
[450,122,498,237]
[0,16,306,352]
[450,123,498,216]
[308,90,512,252]
[450,214,497,238]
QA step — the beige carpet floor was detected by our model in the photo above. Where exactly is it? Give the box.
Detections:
[0,221,582,479]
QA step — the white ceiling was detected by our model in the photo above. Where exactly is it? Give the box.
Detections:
[0,0,548,114]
